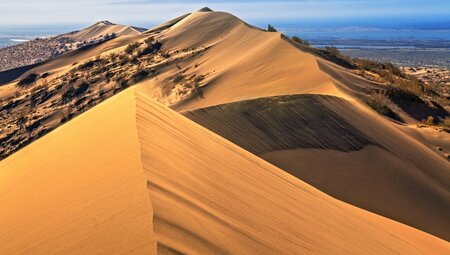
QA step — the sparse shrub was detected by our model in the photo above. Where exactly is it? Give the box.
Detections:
[118,54,130,66]
[194,74,205,83]
[324,46,341,57]
[17,73,39,88]
[423,116,434,126]
[139,39,162,56]
[62,80,89,102]
[125,42,140,54]
[267,24,277,32]
[130,68,149,84]
[386,87,423,104]
[443,117,450,132]
[365,93,402,121]
[109,52,119,62]
[78,59,103,70]
[173,73,184,83]
[292,36,310,46]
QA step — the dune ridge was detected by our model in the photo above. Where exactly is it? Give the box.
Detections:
[1,87,449,254]
[1,8,449,251]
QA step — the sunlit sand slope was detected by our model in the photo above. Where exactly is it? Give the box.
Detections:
[0,89,155,254]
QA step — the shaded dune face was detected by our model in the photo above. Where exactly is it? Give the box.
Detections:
[185,95,373,153]
[184,94,450,242]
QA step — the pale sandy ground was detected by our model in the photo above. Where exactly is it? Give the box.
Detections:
[0,87,449,254]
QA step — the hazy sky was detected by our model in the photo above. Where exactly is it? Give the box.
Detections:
[1,0,449,28]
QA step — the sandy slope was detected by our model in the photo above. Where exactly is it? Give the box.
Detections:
[1,87,448,254]
[136,11,349,111]
[60,21,144,42]
[142,10,450,240]
[185,94,450,241]
[0,88,155,254]
[1,8,449,249]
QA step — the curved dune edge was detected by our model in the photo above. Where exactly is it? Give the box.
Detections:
[184,94,450,241]
[0,88,156,254]
[4,85,448,254]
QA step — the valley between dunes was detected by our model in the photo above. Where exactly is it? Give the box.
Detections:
[0,7,449,254]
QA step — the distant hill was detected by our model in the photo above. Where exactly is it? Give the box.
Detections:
[0,21,146,72]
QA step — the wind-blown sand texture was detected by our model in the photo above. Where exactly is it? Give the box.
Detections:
[1,87,449,254]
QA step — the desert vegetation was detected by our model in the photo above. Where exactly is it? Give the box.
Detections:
[365,93,402,121]
[0,36,211,159]
[311,45,448,124]
[292,36,310,46]
[267,24,277,32]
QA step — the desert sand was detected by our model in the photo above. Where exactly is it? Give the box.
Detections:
[0,87,449,254]
[0,8,449,253]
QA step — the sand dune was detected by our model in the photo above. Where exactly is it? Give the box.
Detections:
[0,88,156,254]
[0,87,449,254]
[135,11,348,111]
[60,21,145,42]
[1,8,449,252]
[185,94,450,241]
[142,10,450,240]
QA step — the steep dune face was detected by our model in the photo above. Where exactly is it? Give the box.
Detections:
[0,89,156,254]
[137,11,348,111]
[160,10,450,241]
[1,87,449,254]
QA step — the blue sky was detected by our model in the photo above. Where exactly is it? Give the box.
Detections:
[1,0,449,28]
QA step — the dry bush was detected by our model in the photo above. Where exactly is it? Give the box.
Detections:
[365,93,402,121]
[292,36,310,46]
[17,73,39,88]
[124,42,140,55]
[267,24,277,32]
[423,116,434,126]
[443,117,450,132]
